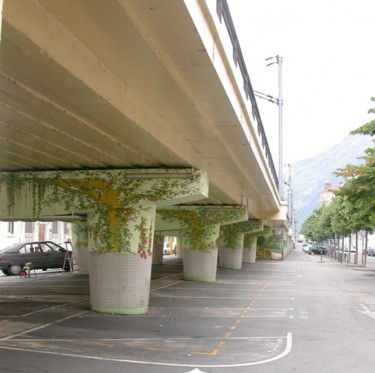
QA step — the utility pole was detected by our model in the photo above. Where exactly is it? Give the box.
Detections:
[277,56,283,199]
[254,55,284,198]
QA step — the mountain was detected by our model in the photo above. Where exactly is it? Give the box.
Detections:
[291,135,373,232]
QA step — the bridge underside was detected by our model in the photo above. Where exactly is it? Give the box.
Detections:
[0,0,281,220]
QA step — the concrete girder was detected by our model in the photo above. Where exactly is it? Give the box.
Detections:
[158,205,247,282]
[0,168,208,252]
[219,220,263,269]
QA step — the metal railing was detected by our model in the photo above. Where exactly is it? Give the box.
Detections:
[216,0,279,189]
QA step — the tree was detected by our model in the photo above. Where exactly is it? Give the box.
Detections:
[335,97,375,232]
[301,207,323,242]
[302,97,375,244]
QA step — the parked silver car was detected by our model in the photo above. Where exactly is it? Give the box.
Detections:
[0,241,70,276]
[302,242,312,254]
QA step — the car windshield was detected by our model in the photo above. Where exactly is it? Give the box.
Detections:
[44,242,65,252]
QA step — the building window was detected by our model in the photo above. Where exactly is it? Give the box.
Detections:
[64,222,69,235]
[25,221,34,233]
[52,221,59,235]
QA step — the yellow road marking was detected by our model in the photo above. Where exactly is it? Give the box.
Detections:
[201,264,284,356]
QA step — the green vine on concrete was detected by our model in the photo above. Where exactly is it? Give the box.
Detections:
[220,225,243,249]
[158,207,247,251]
[243,234,256,249]
[220,220,262,249]
[0,169,202,254]
[135,217,153,259]
[256,228,284,258]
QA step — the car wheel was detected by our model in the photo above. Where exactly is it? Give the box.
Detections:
[2,269,10,276]
[8,264,22,276]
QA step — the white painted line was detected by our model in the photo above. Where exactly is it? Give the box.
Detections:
[0,333,293,368]
[151,273,183,282]
[249,307,294,311]
[2,335,290,342]
[0,311,87,341]
[151,281,182,292]
[150,295,295,300]
[257,297,295,300]
[357,304,375,320]
[244,316,294,319]
[157,287,295,292]
[5,299,89,318]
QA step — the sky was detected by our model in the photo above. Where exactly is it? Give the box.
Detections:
[227,0,375,164]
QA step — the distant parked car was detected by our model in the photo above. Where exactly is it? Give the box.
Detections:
[302,242,312,254]
[311,245,327,255]
[343,246,357,253]
[163,242,171,255]
[367,247,375,257]
[0,241,70,276]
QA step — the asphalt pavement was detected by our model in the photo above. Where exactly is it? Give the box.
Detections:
[0,250,375,372]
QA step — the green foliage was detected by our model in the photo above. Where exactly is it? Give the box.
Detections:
[350,96,375,137]
[220,225,243,249]
[0,169,203,253]
[303,97,375,240]
[336,97,375,232]
[301,207,325,241]
[158,207,246,251]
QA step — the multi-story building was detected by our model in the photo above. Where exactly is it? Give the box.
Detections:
[0,221,71,249]
[319,182,340,207]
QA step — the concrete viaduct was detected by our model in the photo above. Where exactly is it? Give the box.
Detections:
[0,0,292,314]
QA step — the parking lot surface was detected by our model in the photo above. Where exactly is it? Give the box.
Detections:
[1,250,375,372]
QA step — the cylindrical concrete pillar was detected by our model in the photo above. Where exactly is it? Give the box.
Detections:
[243,235,257,263]
[219,246,243,269]
[89,252,152,314]
[152,234,164,264]
[183,248,218,282]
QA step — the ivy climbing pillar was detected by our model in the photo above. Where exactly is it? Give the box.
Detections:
[0,168,208,315]
[89,204,157,314]
[152,233,164,265]
[158,206,247,282]
[174,234,182,258]
[72,220,89,274]
[219,225,244,270]
[251,227,272,260]
[219,220,263,269]
[243,234,257,263]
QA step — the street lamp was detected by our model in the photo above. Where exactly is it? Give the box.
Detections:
[254,55,283,198]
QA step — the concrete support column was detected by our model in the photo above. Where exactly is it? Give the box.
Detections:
[219,226,244,269]
[182,218,220,282]
[174,234,182,258]
[90,205,156,315]
[181,221,222,282]
[158,206,248,282]
[243,234,257,263]
[220,220,263,269]
[183,245,218,282]
[72,220,89,274]
[0,168,209,314]
[219,244,244,269]
[152,233,164,264]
